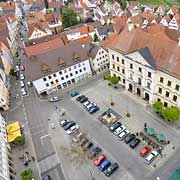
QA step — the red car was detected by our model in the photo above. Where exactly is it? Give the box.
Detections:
[94,154,106,166]
[140,146,151,157]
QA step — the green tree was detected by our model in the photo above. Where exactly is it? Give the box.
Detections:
[152,101,163,113]
[10,68,16,76]
[14,135,25,145]
[104,74,111,80]
[44,0,49,9]
[110,76,119,85]
[121,0,126,10]
[94,33,98,42]
[161,107,180,122]
[61,8,78,28]
[21,168,33,180]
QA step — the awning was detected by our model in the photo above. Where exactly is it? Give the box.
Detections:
[156,133,165,141]
[147,128,155,135]
[6,121,21,143]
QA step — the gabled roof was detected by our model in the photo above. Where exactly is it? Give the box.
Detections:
[84,42,99,58]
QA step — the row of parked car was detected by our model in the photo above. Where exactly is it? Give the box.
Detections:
[109,121,158,164]
[59,118,119,177]
[76,95,100,114]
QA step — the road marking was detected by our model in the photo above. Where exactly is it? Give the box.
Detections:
[40,134,50,145]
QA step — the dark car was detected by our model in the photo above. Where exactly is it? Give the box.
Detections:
[63,121,76,131]
[76,95,85,101]
[109,122,122,132]
[98,159,111,172]
[91,147,102,157]
[43,175,51,180]
[89,106,99,114]
[80,97,88,103]
[104,162,119,177]
[124,133,136,144]
[129,138,141,149]
[80,137,89,147]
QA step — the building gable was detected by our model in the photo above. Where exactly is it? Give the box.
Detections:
[29,28,47,40]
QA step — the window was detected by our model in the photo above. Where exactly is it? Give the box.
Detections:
[50,81,54,85]
[64,69,67,73]
[122,69,125,74]
[70,73,73,76]
[122,59,124,64]
[117,57,119,62]
[61,77,64,80]
[138,78,141,85]
[160,77,163,83]
[157,98,161,102]
[147,82,151,89]
[117,66,120,72]
[113,64,115,69]
[139,67,142,73]
[59,71,62,75]
[53,74,56,77]
[74,65,76,69]
[175,85,179,91]
[46,83,49,87]
[130,63,133,69]
[165,91,169,97]
[167,81,171,87]
[79,69,82,73]
[158,87,162,94]
[66,75,68,78]
[173,95,177,102]
[55,79,58,83]
[43,77,47,81]
[83,67,86,71]
[112,55,114,59]
[148,72,151,78]
[123,79,125,84]
[97,58,99,61]
[75,71,78,74]
[69,67,71,71]
[48,75,52,79]
[78,64,81,67]
[164,102,168,107]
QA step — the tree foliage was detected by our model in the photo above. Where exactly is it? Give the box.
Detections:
[61,8,78,28]
[14,135,25,145]
[10,68,16,76]
[94,33,98,42]
[161,106,180,122]
[152,101,163,113]
[21,168,32,180]
[121,0,126,10]
[110,76,119,85]
[104,74,111,81]
[44,0,49,9]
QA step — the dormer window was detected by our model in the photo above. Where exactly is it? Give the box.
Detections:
[42,64,50,73]
[73,53,80,61]
[58,57,66,67]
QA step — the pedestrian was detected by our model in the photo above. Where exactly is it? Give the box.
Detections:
[56,106,58,110]
[48,118,50,121]
[31,156,35,161]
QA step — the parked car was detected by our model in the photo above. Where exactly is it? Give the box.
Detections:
[72,132,83,143]
[104,162,119,177]
[118,129,129,140]
[98,159,111,172]
[16,70,20,79]
[20,65,25,71]
[86,103,96,111]
[89,106,99,114]
[145,150,158,164]
[20,74,25,80]
[16,65,20,71]
[90,147,102,157]
[71,91,79,97]
[50,122,55,129]
[20,81,25,88]
[49,96,61,102]
[76,95,85,101]
[66,124,79,135]
[63,121,76,131]
[21,88,27,96]
[59,119,70,127]
[27,81,33,87]
[109,122,122,132]
[80,137,89,147]
[94,154,106,166]
[114,125,126,136]
[129,138,141,149]
[140,146,152,157]
[82,141,93,150]
[43,175,51,180]
[124,133,136,144]
[83,101,91,107]
[80,96,88,103]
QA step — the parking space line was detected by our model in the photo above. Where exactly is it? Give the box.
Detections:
[40,134,50,145]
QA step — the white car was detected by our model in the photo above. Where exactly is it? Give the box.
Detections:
[20,74,25,80]
[20,81,25,87]
[59,119,70,126]
[145,150,158,164]
[114,125,126,136]
[86,103,96,111]
[66,124,79,135]
[16,65,19,71]
[21,88,27,96]
[49,96,61,102]
[83,101,91,107]
[118,129,129,140]
[50,122,55,129]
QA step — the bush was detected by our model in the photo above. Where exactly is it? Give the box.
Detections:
[21,168,32,180]
[10,68,16,76]
[152,101,163,113]
[110,76,119,85]
[126,112,131,117]
[14,135,25,145]
[104,74,111,81]
[161,106,180,122]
